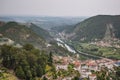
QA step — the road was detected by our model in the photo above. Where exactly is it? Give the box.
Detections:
[65,42,104,59]
[76,50,104,59]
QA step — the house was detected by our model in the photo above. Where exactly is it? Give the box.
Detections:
[86,60,98,71]
[73,60,81,72]
[89,74,97,80]
[81,63,88,69]
[114,61,120,67]
[56,64,68,70]
[81,71,91,78]
[63,77,72,80]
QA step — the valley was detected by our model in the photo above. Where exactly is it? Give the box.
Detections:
[0,15,120,80]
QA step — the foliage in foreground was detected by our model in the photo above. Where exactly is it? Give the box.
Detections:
[0,44,53,80]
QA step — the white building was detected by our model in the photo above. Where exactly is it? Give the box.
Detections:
[56,64,68,70]
[81,71,91,78]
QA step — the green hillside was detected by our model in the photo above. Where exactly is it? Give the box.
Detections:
[68,15,120,41]
[29,23,53,41]
[0,21,73,56]
[0,22,46,48]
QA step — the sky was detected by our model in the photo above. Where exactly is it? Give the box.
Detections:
[0,0,120,17]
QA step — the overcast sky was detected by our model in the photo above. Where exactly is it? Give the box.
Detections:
[0,0,120,16]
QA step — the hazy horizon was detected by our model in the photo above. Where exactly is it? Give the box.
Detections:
[0,0,120,17]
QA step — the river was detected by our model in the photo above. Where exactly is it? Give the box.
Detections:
[55,38,103,59]
[55,38,76,53]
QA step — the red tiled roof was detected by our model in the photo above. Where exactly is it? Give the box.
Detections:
[74,61,80,67]
[89,74,96,77]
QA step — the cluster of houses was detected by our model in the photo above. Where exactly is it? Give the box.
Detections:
[53,55,120,80]
[91,40,120,48]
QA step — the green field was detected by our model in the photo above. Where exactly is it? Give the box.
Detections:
[71,42,120,60]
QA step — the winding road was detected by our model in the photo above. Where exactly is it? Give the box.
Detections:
[76,50,104,59]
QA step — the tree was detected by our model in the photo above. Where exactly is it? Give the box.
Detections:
[9,47,20,69]
[25,70,32,80]
[27,53,37,67]
[36,65,44,77]
[0,44,51,79]
[68,63,74,75]
[72,76,79,80]
[115,66,120,80]
[1,45,12,68]
[23,44,34,51]
[43,76,48,80]
[48,52,53,66]
[31,48,40,56]
[31,66,37,77]
[98,51,103,56]
[75,70,80,77]
[15,66,25,79]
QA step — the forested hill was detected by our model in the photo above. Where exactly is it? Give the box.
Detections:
[66,15,120,41]
[0,21,46,48]
[29,23,53,41]
[0,21,73,56]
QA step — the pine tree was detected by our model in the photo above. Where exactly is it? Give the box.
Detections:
[48,52,53,66]
[15,66,25,79]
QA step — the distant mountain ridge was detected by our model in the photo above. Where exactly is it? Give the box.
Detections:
[0,16,86,30]
[65,15,120,41]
